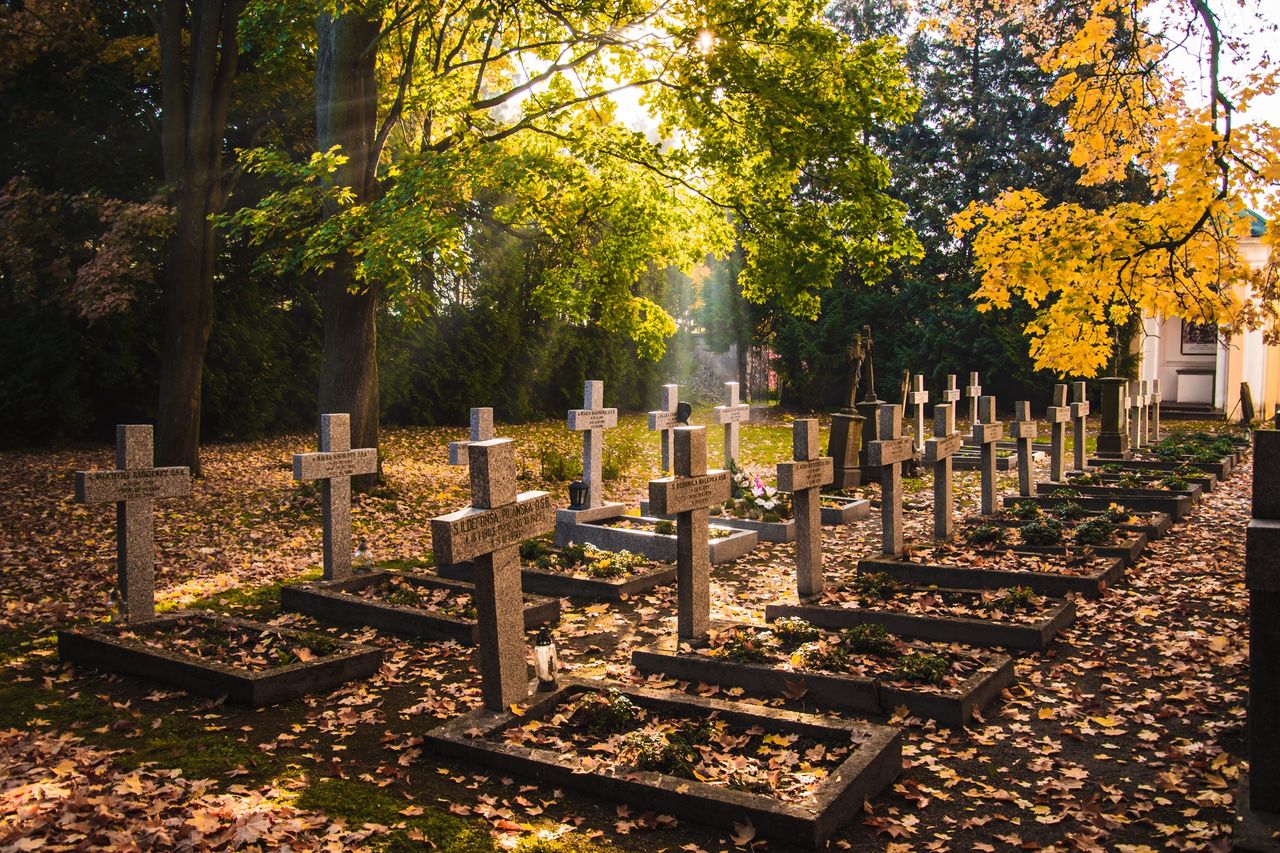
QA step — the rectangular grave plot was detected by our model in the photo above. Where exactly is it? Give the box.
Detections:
[280,571,559,643]
[57,611,382,706]
[959,530,1148,567]
[1087,474,1206,500]
[1088,457,1230,481]
[562,517,759,565]
[708,514,796,543]
[425,679,901,848]
[981,511,1172,542]
[1028,488,1195,521]
[436,559,676,602]
[953,453,1019,472]
[1088,464,1218,492]
[857,554,1125,599]
[630,632,1013,727]
[819,496,872,526]
[764,596,1076,652]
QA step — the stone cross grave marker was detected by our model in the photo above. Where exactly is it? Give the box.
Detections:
[431,438,556,711]
[941,374,961,405]
[1096,377,1130,459]
[1243,429,1280,825]
[908,374,930,453]
[1149,378,1162,441]
[75,425,191,622]
[925,403,963,541]
[448,408,494,466]
[1072,381,1091,471]
[648,384,680,473]
[965,371,982,425]
[567,380,618,509]
[648,427,731,643]
[712,381,751,469]
[777,419,833,597]
[1046,384,1071,482]
[1139,380,1151,445]
[294,414,379,581]
[1010,401,1038,497]
[868,405,915,556]
[1128,380,1145,451]
[974,396,1005,515]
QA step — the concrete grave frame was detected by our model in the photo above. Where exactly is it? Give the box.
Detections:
[1005,492,1194,523]
[558,515,758,564]
[981,509,1173,542]
[437,551,676,602]
[817,494,873,525]
[856,551,1127,599]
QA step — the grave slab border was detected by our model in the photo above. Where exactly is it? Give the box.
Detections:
[819,495,872,526]
[857,554,1126,599]
[1031,484,1195,520]
[1087,456,1232,481]
[436,558,676,602]
[959,526,1148,567]
[639,498,798,542]
[557,515,759,564]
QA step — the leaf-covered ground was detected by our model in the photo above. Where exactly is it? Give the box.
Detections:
[0,411,1252,851]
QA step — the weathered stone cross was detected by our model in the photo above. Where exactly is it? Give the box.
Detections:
[925,403,962,540]
[567,380,618,509]
[777,419,833,597]
[1071,381,1091,471]
[648,427,730,643]
[294,414,378,581]
[1149,378,1162,441]
[974,396,1004,515]
[1128,380,1146,451]
[965,371,983,426]
[868,405,914,556]
[712,381,751,469]
[1046,384,1071,482]
[647,384,680,473]
[75,425,191,622]
[908,374,930,453]
[1010,401,1038,497]
[431,438,556,711]
[448,408,494,466]
[941,374,962,407]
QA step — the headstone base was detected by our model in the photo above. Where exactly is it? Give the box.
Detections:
[1095,431,1131,459]
[827,412,865,489]
[555,502,628,526]
[1233,774,1280,852]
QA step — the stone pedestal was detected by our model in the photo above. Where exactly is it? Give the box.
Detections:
[1096,378,1131,459]
[827,411,864,489]
[856,399,885,483]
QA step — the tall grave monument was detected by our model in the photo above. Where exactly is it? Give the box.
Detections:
[827,328,871,488]
[1096,377,1130,459]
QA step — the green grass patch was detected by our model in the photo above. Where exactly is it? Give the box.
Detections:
[298,777,496,852]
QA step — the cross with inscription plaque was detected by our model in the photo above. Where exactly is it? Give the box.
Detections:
[966,372,982,426]
[925,403,962,541]
[1010,401,1038,497]
[1046,384,1071,482]
[448,408,494,466]
[1149,378,1162,441]
[648,427,731,643]
[868,405,914,556]
[1128,380,1145,451]
[974,396,1005,515]
[75,425,191,622]
[941,374,961,405]
[908,375,930,453]
[777,419,833,597]
[1071,381,1091,471]
[712,381,751,468]
[568,380,618,509]
[293,414,378,581]
[431,438,556,711]
[648,384,680,473]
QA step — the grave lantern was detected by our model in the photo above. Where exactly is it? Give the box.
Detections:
[534,625,559,690]
[568,480,589,509]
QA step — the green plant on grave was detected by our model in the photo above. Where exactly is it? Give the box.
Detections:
[894,652,950,685]
[792,639,851,672]
[852,572,903,600]
[966,524,1006,546]
[987,586,1041,614]
[711,626,775,663]
[520,538,554,562]
[1116,472,1145,489]
[1009,500,1043,520]
[536,440,581,482]
[769,617,822,647]
[841,623,897,656]
[655,520,675,536]
[1051,487,1083,498]
[1074,519,1115,545]
[1021,518,1065,546]
[622,731,695,778]
[1099,463,1124,473]
[1158,474,1190,490]
[570,689,644,735]
[1070,472,1103,486]
[1098,503,1134,525]
[573,546,648,580]
[1052,500,1089,521]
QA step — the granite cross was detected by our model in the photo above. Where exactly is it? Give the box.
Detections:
[965,372,983,426]
[908,374,930,453]
[568,380,618,509]
[1010,401,1038,497]
[75,425,191,622]
[448,408,494,466]
[431,438,556,711]
[1071,381,1091,471]
[1242,429,1280,826]
[1139,380,1151,447]
[648,384,680,473]
[1046,384,1071,482]
[294,414,379,581]
[1127,380,1145,451]
[974,396,1005,515]
[868,405,915,556]
[648,426,731,643]
[712,381,751,469]
[941,374,962,406]
[1149,378,1162,441]
[777,419,833,597]
[925,403,963,541]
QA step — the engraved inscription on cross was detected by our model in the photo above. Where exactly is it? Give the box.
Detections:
[974,396,1005,515]
[712,381,751,468]
[925,403,963,541]
[648,427,730,643]
[647,384,681,473]
[75,425,190,622]
[941,374,962,405]
[777,419,833,597]
[868,405,914,557]
[965,372,983,425]
[568,380,618,509]
[1046,384,1071,482]
[294,414,378,581]
[431,438,556,711]
[908,374,930,453]
[1071,381,1091,472]
[448,408,494,466]
[1009,401,1038,497]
